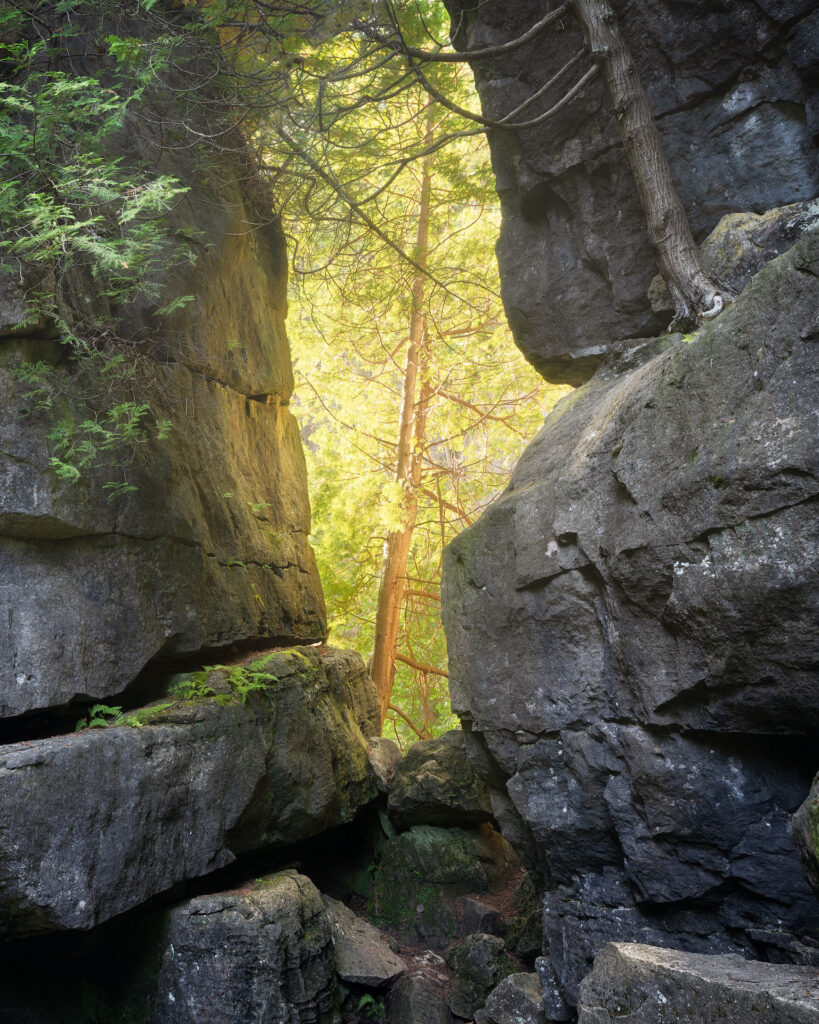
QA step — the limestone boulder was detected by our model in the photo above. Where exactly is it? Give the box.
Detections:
[388,729,494,830]
[0,14,326,719]
[578,943,819,1024]
[442,233,819,1004]
[444,0,819,383]
[0,647,378,939]
[153,871,339,1024]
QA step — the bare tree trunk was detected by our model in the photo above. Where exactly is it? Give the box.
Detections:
[370,131,433,726]
[571,0,730,326]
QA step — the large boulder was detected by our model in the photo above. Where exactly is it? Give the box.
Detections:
[0,13,326,720]
[442,233,819,1005]
[0,647,379,938]
[578,943,819,1023]
[445,0,819,383]
[793,773,819,898]
[387,729,493,829]
[153,871,338,1024]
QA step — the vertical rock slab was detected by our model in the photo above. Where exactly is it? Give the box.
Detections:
[0,23,326,718]
[793,773,819,898]
[442,234,819,1006]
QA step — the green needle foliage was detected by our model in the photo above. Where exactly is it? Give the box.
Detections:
[1,1,194,490]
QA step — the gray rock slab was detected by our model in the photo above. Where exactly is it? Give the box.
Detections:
[0,647,379,938]
[577,943,819,1023]
[485,973,546,1024]
[153,871,338,1024]
[322,895,406,986]
[0,349,326,718]
[387,729,493,830]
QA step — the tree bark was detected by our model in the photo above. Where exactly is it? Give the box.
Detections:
[571,0,730,326]
[370,122,433,726]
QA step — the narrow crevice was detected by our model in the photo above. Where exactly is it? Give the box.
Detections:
[0,634,325,747]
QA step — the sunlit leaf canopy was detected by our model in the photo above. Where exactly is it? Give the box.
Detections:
[2,0,570,744]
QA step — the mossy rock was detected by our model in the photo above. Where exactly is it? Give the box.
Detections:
[446,933,516,1019]
[793,773,819,898]
[368,825,490,947]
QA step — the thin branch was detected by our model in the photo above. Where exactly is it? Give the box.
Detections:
[388,703,427,739]
[395,653,449,679]
[380,2,571,64]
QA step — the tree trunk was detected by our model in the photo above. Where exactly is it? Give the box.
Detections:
[370,129,433,726]
[571,0,730,326]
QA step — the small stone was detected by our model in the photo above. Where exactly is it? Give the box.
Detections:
[387,973,450,1024]
[462,896,503,936]
[321,895,405,987]
[367,736,402,793]
[446,933,515,1019]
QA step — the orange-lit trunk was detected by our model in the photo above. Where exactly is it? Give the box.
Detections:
[370,132,433,726]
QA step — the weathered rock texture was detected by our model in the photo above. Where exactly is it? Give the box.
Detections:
[578,943,819,1023]
[442,233,819,1005]
[387,728,493,829]
[153,871,338,1024]
[445,0,819,383]
[0,39,325,718]
[0,647,378,939]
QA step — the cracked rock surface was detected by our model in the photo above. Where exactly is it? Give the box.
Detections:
[442,232,819,1006]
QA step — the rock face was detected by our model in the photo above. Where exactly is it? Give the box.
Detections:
[442,233,819,1005]
[445,0,819,383]
[0,647,378,939]
[387,729,494,829]
[0,46,325,718]
[577,943,819,1024]
[153,871,338,1024]
[793,773,819,897]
